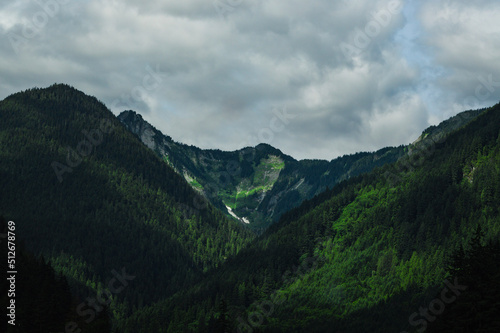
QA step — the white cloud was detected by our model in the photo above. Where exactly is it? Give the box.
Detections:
[419,0,500,119]
[0,0,498,159]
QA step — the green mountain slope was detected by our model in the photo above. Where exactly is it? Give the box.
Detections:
[118,109,483,232]
[121,104,500,332]
[0,84,254,327]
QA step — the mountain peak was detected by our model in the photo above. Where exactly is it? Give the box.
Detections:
[2,83,114,122]
[254,142,287,157]
[119,109,141,119]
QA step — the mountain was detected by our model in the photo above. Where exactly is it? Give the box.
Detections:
[0,84,254,329]
[120,104,500,332]
[1,84,497,333]
[118,109,484,231]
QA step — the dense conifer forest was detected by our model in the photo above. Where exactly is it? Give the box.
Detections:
[0,85,254,331]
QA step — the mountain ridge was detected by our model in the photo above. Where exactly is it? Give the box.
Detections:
[118,107,486,230]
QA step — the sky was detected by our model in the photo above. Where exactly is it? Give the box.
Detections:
[1,0,500,160]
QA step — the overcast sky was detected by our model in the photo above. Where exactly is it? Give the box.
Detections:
[1,0,500,160]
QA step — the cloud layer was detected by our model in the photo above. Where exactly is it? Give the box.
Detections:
[1,0,499,160]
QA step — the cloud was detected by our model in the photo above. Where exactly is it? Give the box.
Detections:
[0,0,498,160]
[418,0,500,118]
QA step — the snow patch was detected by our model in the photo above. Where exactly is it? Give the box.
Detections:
[225,205,250,224]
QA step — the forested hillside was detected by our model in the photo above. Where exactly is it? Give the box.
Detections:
[0,84,254,328]
[121,104,500,332]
